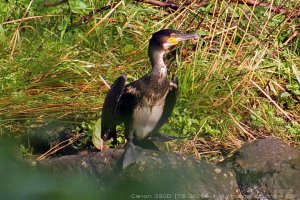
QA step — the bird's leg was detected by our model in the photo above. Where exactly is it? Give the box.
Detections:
[127,129,136,163]
[99,128,117,151]
[123,129,137,169]
[128,129,134,144]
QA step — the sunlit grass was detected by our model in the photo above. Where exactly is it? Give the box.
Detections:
[0,0,299,159]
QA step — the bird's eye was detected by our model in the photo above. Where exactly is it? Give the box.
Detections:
[170,33,176,37]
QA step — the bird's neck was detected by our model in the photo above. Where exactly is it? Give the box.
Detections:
[148,46,167,80]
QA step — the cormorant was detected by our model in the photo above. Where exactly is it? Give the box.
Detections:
[101,29,199,150]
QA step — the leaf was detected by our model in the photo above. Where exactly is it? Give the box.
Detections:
[292,64,300,85]
[123,44,134,53]
[92,118,103,150]
[0,25,5,40]
[197,30,209,36]
[280,92,291,98]
[69,0,89,15]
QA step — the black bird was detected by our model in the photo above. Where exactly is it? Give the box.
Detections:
[100,29,199,150]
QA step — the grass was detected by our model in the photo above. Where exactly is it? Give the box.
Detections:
[0,0,299,161]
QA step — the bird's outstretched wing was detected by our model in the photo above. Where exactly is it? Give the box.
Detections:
[101,74,126,144]
[152,76,179,133]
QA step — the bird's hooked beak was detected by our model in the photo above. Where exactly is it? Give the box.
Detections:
[168,32,199,45]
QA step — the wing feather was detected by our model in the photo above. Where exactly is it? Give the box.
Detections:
[101,74,126,141]
[152,76,179,133]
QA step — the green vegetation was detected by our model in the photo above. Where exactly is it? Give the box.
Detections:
[0,0,299,160]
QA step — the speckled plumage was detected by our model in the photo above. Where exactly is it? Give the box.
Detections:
[101,71,177,145]
[101,29,198,148]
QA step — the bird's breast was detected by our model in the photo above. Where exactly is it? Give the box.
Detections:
[132,103,164,140]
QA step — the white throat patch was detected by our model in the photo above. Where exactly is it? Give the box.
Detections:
[159,66,167,76]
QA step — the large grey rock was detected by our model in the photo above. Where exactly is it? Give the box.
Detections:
[33,136,300,200]
[224,137,300,200]
[37,146,242,199]
[123,146,242,200]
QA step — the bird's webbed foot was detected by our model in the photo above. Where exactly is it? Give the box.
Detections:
[123,130,137,169]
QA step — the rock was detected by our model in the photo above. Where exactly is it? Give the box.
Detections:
[37,148,124,181]
[224,137,300,200]
[37,145,242,199]
[123,145,242,200]
[27,136,300,199]
[21,120,78,154]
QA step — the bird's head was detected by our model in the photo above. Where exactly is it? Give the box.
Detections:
[149,29,199,51]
